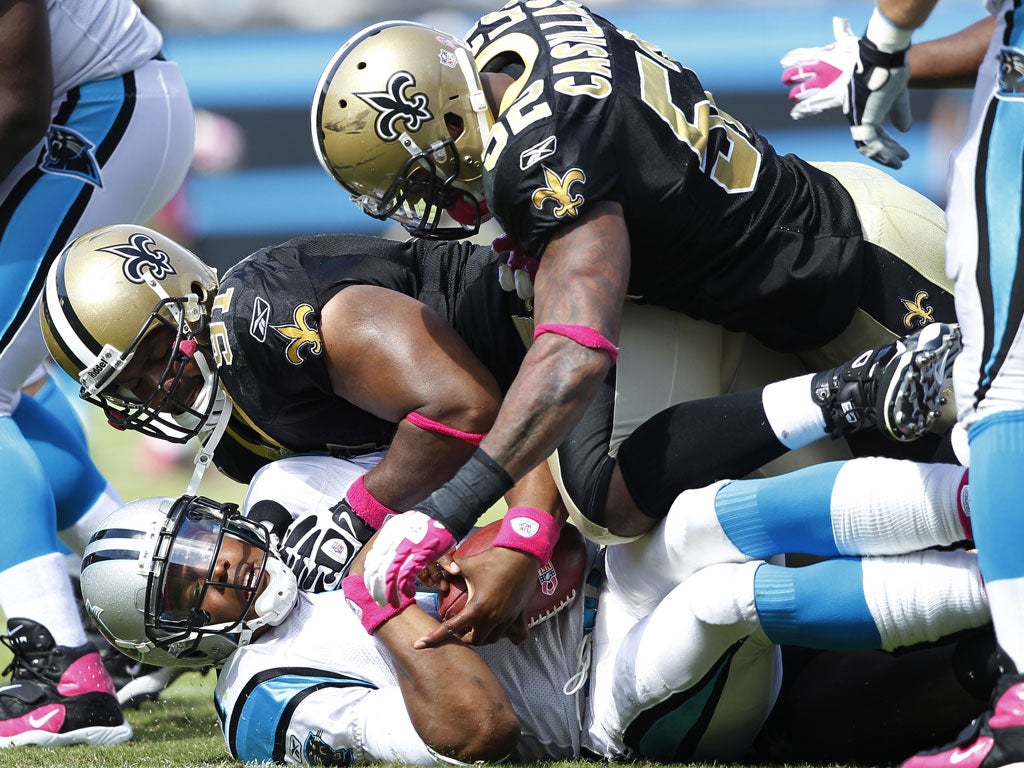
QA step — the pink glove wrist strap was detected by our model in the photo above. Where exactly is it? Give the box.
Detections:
[493,506,560,564]
[343,574,414,634]
[534,323,618,364]
[406,411,486,446]
[346,476,397,530]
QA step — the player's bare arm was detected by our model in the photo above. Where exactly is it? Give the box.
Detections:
[347,540,521,763]
[320,285,503,510]
[479,200,631,481]
[908,17,993,88]
[877,0,940,30]
[0,0,52,180]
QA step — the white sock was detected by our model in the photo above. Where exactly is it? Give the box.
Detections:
[863,550,989,651]
[761,374,827,450]
[59,481,124,557]
[0,552,87,647]
[830,458,967,554]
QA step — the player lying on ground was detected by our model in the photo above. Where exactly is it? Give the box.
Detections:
[80,449,988,765]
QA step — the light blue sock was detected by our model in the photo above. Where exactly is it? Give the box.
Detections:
[13,393,106,531]
[754,559,881,650]
[0,416,61,571]
[715,461,845,558]
[968,410,1024,583]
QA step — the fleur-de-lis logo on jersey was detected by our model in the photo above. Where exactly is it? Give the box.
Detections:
[272,303,323,365]
[98,232,177,284]
[356,72,433,142]
[531,165,586,218]
[901,290,935,329]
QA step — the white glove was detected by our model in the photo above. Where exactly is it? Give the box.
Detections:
[363,510,456,607]
[278,498,377,592]
[781,17,860,119]
[780,13,913,170]
[845,33,912,169]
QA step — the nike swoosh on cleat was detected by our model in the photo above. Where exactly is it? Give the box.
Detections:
[27,707,61,729]
[947,738,993,765]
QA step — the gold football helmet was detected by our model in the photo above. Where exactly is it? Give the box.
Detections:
[41,224,224,443]
[311,20,493,239]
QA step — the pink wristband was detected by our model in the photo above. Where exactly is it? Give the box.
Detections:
[533,323,618,364]
[343,574,414,635]
[405,411,486,445]
[957,469,972,541]
[493,506,560,564]
[346,476,397,530]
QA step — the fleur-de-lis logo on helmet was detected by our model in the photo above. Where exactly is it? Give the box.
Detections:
[356,72,434,142]
[531,166,587,219]
[98,232,177,284]
[901,290,935,329]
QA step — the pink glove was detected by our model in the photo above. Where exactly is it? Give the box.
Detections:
[780,17,859,119]
[363,510,456,607]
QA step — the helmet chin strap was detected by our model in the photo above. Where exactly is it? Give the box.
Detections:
[185,384,231,496]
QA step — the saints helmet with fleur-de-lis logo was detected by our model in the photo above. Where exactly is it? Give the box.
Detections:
[311,21,493,239]
[41,224,224,443]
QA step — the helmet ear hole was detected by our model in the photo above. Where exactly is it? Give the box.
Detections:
[444,113,464,140]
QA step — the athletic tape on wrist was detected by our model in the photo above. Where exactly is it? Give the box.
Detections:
[493,506,560,564]
[406,411,486,445]
[533,323,618,364]
[346,476,396,530]
[343,574,414,634]
[424,448,514,540]
[865,6,913,53]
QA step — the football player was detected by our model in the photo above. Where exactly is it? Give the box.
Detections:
[308,4,963,606]
[43,225,956,646]
[78,450,989,764]
[780,5,1024,768]
[0,0,193,746]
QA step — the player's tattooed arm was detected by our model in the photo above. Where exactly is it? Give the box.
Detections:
[479,200,630,480]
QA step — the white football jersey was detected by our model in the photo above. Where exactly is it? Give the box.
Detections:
[48,0,162,95]
[215,586,590,764]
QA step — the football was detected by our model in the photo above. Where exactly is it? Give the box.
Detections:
[438,520,587,628]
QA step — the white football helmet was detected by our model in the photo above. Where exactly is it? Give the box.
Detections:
[80,495,298,669]
[41,224,226,443]
[311,20,493,238]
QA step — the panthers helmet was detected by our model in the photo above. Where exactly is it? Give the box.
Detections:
[312,20,493,239]
[80,495,298,669]
[41,224,225,443]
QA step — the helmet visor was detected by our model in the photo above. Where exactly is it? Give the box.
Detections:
[149,498,270,646]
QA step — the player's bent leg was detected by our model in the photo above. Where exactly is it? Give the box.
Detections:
[754,550,989,652]
[583,559,777,761]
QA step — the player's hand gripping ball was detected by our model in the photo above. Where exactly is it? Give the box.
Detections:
[439,521,587,627]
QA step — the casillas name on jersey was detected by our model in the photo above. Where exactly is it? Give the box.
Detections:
[467,1,866,351]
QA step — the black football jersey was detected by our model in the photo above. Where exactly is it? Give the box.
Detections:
[468,2,865,351]
[209,234,530,482]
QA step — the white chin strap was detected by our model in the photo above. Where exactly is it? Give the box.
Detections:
[185,384,231,496]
